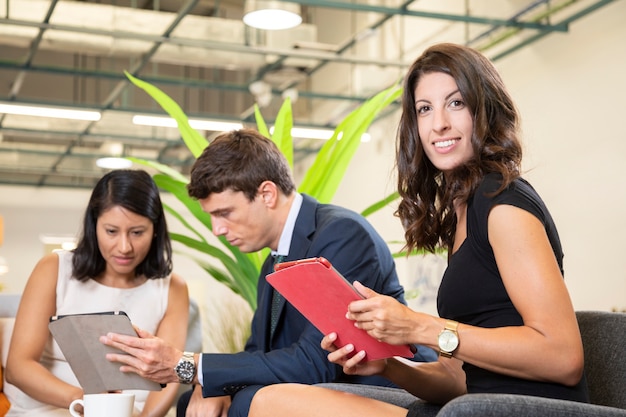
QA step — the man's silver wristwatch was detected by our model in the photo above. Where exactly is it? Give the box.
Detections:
[174,352,196,384]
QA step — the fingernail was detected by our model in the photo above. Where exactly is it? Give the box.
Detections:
[345,344,354,352]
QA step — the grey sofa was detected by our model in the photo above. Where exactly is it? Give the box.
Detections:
[320,310,626,417]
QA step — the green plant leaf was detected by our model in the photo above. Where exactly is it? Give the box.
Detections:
[299,84,401,203]
[361,191,400,217]
[153,174,212,233]
[163,203,207,244]
[254,104,270,139]
[127,156,189,183]
[270,98,294,169]
[124,71,208,158]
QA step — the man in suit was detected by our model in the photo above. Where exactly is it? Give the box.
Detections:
[101,128,436,417]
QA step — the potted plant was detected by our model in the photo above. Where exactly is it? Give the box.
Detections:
[125,71,402,313]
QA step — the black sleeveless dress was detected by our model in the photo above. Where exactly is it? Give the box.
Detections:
[435,173,589,402]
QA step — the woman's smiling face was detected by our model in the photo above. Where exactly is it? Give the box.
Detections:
[414,72,475,174]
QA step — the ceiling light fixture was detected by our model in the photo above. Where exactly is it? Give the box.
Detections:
[96,157,133,169]
[132,115,243,132]
[271,127,372,142]
[133,115,371,142]
[243,0,302,30]
[96,141,132,169]
[0,102,101,121]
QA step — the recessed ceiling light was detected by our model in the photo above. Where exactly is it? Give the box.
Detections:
[96,157,133,169]
[243,0,302,30]
[0,102,101,121]
[132,115,243,132]
[269,127,372,142]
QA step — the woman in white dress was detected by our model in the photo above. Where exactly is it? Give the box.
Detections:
[4,169,189,417]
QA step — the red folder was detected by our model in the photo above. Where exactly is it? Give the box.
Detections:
[267,257,414,361]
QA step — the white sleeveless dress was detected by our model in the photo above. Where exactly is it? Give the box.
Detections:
[5,250,170,417]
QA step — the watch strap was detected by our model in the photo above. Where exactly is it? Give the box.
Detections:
[445,320,459,332]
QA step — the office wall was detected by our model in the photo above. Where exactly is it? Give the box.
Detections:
[0,1,624,317]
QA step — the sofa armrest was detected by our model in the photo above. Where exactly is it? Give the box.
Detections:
[437,394,626,417]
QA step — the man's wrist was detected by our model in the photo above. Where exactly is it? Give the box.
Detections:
[174,352,197,384]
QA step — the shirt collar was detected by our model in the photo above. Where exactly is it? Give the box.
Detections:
[271,192,302,258]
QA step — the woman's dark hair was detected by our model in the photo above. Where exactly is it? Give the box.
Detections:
[396,43,523,253]
[187,128,296,201]
[72,169,172,281]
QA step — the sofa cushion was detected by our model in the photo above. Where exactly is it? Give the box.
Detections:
[436,393,626,417]
[576,311,626,409]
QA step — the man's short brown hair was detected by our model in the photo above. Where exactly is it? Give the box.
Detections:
[187,128,296,201]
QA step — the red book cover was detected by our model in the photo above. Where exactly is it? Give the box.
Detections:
[267,257,414,361]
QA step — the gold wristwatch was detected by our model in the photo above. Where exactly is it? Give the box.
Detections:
[437,320,459,358]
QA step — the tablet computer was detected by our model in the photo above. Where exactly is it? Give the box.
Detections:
[49,311,162,393]
[267,257,414,361]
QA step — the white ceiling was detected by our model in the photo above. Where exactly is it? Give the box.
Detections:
[0,0,615,188]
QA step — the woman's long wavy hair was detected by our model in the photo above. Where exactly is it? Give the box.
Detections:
[396,43,523,254]
[72,169,173,281]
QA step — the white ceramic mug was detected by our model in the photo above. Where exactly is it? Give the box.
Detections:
[69,393,135,417]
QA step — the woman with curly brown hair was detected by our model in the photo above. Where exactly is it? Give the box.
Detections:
[247,43,589,417]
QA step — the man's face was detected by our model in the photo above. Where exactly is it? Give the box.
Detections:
[199,188,278,253]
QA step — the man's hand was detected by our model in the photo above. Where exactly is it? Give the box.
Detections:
[100,327,182,384]
[185,385,230,417]
[321,332,387,376]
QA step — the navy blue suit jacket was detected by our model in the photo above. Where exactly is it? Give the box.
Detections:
[198,194,436,416]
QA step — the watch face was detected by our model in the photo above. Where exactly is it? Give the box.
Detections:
[439,329,459,352]
[176,360,195,383]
